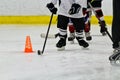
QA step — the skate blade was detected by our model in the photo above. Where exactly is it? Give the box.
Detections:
[86,36,92,41]
[102,32,107,36]
[57,46,65,51]
[70,40,74,44]
[110,60,120,66]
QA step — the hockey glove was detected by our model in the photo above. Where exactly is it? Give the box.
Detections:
[69,3,81,15]
[46,3,57,14]
[82,8,87,15]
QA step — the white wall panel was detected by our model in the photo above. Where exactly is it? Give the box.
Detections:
[0,0,112,15]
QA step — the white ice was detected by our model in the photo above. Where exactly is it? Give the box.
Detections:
[0,24,120,80]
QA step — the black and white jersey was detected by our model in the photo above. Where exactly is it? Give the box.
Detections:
[51,0,87,18]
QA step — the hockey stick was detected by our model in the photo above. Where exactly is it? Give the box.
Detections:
[40,32,106,38]
[40,33,60,38]
[38,13,54,55]
[88,2,113,42]
[40,33,55,38]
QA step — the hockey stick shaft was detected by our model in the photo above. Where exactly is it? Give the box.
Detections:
[41,13,54,54]
[88,2,113,42]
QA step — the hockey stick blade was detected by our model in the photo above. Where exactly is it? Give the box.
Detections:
[40,33,55,38]
[110,60,120,66]
[37,50,43,55]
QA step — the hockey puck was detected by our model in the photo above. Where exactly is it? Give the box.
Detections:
[37,50,42,55]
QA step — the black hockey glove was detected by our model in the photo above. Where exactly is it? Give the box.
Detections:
[46,3,57,14]
[69,3,81,15]
[82,8,87,15]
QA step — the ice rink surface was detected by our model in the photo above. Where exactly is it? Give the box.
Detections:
[0,24,120,80]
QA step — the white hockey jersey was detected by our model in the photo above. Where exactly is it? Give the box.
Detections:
[50,0,87,18]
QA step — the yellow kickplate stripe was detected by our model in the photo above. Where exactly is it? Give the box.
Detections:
[91,16,112,25]
[0,15,112,25]
[0,15,57,24]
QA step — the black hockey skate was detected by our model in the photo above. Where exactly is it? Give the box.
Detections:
[68,32,75,44]
[68,37,75,41]
[56,35,67,51]
[99,21,107,36]
[109,49,120,65]
[100,29,107,36]
[85,32,92,41]
[76,37,89,48]
[86,36,92,41]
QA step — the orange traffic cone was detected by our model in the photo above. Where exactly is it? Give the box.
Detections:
[24,35,33,53]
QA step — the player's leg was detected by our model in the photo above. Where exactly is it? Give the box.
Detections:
[109,0,120,63]
[56,15,68,50]
[72,17,89,48]
[84,9,92,41]
[109,42,120,63]
[68,18,75,44]
[91,1,107,36]
[95,8,107,35]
